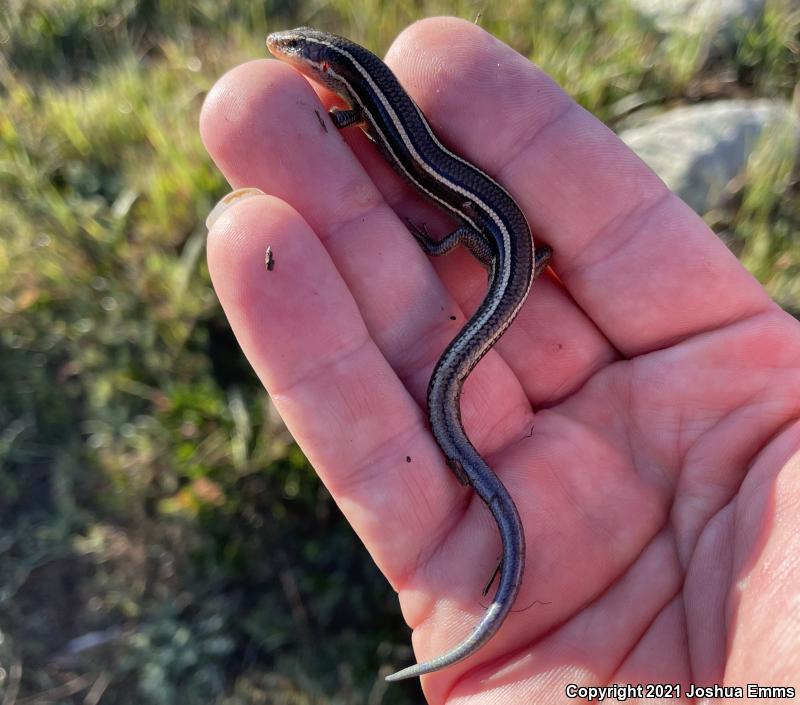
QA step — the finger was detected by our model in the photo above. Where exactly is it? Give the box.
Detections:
[206,194,470,579]
[385,18,774,356]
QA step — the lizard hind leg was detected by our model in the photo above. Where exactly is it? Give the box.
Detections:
[329,107,363,129]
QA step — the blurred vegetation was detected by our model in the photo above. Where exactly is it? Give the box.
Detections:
[0,0,798,703]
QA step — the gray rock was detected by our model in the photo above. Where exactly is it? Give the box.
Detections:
[628,0,765,39]
[620,100,797,214]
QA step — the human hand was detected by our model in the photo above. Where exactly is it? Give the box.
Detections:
[201,17,800,703]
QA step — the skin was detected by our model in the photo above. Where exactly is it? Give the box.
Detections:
[200,17,800,704]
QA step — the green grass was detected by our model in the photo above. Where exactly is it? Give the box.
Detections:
[0,0,798,703]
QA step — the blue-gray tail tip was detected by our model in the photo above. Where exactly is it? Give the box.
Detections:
[385,664,422,682]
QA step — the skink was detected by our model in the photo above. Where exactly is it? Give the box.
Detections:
[267,27,550,682]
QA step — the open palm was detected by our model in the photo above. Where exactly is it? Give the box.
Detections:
[201,17,800,703]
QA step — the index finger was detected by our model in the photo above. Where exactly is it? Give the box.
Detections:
[386,18,774,355]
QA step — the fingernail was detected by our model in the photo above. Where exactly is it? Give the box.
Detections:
[206,188,266,230]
